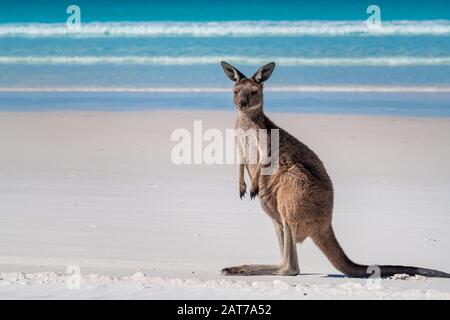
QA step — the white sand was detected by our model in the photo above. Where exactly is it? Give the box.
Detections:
[0,110,449,299]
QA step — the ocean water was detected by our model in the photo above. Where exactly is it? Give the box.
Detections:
[0,0,449,115]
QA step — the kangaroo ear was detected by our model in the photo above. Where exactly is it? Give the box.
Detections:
[221,61,245,82]
[252,62,276,83]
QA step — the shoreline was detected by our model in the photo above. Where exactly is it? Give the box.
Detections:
[1,91,450,117]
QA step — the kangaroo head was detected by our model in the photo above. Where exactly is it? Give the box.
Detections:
[221,61,276,113]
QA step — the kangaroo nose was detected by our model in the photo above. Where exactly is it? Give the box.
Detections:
[239,100,247,108]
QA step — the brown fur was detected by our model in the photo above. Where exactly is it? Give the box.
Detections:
[219,61,450,278]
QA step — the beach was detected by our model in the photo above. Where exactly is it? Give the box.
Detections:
[0,110,449,299]
[0,0,449,301]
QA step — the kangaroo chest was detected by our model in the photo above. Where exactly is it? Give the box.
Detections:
[235,123,261,178]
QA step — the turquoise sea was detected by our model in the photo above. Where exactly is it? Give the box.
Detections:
[0,0,449,115]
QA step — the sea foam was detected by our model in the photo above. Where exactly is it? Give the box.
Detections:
[0,20,449,37]
[1,55,449,66]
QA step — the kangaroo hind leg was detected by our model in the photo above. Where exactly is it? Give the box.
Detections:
[221,219,299,276]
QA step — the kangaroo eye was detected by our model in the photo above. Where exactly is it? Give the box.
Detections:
[233,87,239,94]
[251,87,258,95]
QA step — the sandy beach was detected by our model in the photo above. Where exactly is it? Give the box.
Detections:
[0,110,449,299]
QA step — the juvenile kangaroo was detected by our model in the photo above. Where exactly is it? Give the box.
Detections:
[220,61,450,278]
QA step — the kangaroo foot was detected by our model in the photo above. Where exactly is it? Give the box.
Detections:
[221,264,298,276]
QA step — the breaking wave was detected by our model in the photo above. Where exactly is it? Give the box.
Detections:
[1,55,450,66]
[0,20,449,37]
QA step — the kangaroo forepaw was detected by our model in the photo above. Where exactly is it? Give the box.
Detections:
[250,185,259,199]
[239,184,247,199]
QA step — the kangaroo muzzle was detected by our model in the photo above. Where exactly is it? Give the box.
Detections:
[239,100,247,108]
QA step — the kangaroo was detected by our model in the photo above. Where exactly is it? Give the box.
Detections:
[219,61,450,278]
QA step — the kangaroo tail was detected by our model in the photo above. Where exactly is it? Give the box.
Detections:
[312,226,450,278]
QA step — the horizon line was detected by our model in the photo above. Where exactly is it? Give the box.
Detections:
[1,86,450,93]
